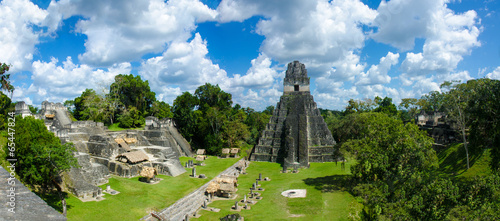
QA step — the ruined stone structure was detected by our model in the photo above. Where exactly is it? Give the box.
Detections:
[250,61,337,168]
[15,101,193,201]
[415,111,459,148]
[14,101,32,118]
[144,116,193,157]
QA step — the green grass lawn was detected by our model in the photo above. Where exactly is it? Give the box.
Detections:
[107,123,145,131]
[193,161,362,221]
[65,156,239,221]
[437,143,492,178]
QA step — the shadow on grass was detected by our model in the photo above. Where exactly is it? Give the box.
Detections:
[303,174,357,193]
[437,143,484,176]
[36,191,72,213]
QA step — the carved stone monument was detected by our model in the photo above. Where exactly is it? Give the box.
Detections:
[250,61,337,168]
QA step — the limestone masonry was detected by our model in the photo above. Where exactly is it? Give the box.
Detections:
[250,61,337,168]
[15,102,193,201]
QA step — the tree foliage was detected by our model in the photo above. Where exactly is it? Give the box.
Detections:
[0,62,14,95]
[466,78,500,171]
[0,91,13,130]
[328,80,500,220]
[67,74,158,127]
[344,113,437,186]
[117,106,143,128]
[109,74,156,115]
[6,116,78,216]
[373,96,398,117]
[441,80,473,170]
[150,101,174,119]
[171,83,269,154]
[172,91,199,140]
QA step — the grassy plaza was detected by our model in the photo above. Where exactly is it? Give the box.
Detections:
[63,156,360,220]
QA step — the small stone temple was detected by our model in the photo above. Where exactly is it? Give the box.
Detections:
[250,61,337,168]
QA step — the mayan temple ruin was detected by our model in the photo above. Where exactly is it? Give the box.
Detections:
[250,61,337,168]
[14,101,192,201]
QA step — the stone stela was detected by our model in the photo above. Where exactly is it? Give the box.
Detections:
[250,61,337,168]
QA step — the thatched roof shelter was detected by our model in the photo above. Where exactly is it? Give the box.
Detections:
[206,181,220,194]
[124,138,137,144]
[196,155,206,161]
[216,176,237,185]
[116,151,149,164]
[115,138,132,151]
[140,166,158,179]
[230,148,240,154]
[220,174,237,180]
[221,148,230,154]
[45,114,55,119]
[196,149,206,155]
[219,183,236,193]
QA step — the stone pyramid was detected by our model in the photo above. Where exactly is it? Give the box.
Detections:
[250,61,337,168]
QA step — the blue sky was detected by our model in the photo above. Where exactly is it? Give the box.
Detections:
[1,0,499,110]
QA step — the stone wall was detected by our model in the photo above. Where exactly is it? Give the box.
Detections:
[1,166,67,220]
[14,101,33,118]
[140,120,194,157]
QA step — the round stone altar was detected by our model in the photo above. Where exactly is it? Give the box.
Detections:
[281,189,307,198]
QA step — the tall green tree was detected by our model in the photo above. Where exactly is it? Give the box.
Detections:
[441,81,473,170]
[194,83,232,113]
[223,108,250,149]
[117,106,143,128]
[8,116,78,216]
[109,74,156,116]
[72,89,97,121]
[150,101,174,119]
[344,98,377,114]
[244,107,271,145]
[398,98,420,122]
[374,96,398,117]
[172,92,199,140]
[418,91,445,112]
[344,112,437,187]
[467,78,500,171]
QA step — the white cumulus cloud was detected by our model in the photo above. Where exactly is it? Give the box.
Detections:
[396,0,481,77]
[231,53,278,88]
[0,0,49,72]
[217,0,376,75]
[356,52,399,86]
[140,33,230,103]
[486,67,500,80]
[27,57,130,103]
[46,0,218,66]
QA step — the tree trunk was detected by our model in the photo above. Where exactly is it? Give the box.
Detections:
[462,129,470,170]
[456,103,470,170]
[52,179,67,217]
